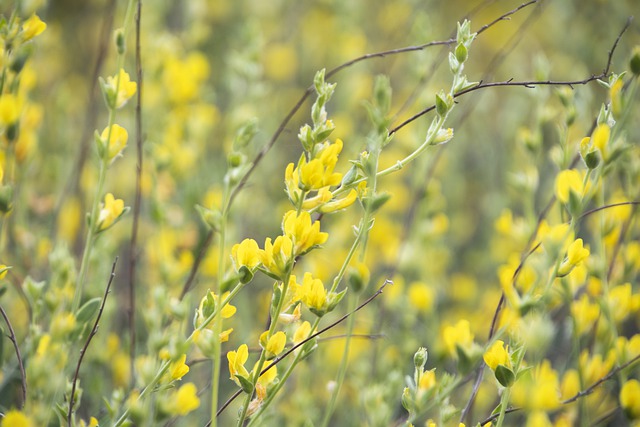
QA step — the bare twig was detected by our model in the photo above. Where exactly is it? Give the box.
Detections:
[578,201,640,221]
[127,0,143,389]
[390,16,632,136]
[212,280,391,421]
[179,229,215,301]
[67,258,118,426]
[0,303,26,408]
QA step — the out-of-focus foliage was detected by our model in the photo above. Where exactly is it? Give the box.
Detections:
[0,0,639,426]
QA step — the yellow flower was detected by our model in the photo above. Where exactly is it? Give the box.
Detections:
[570,294,600,335]
[591,123,611,159]
[301,187,333,210]
[319,189,358,214]
[100,124,128,162]
[554,169,583,204]
[262,331,286,356]
[228,344,249,384]
[0,264,9,279]
[558,238,590,276]
[0,410,33,427]
[442,319,474,358]
[231,238,261,270]
[172,382,200,415]
[299,272,328,314]
[254,359,278,385]
[407,281,435,312]
[418,369,436,391]
[511,360,561,410]
[621,379,640,419]
[560,369,580,400]
[483,340,511,371]
[282,210,328,255]
[293,321,312,344]
[260,235,294,279]
[0,94,20,126]
[22,14,47,41]
[610,79,623,118]
[104,69,137,108]
[169,354,190,380]
[79,417,99,427]
[96,193,125,231]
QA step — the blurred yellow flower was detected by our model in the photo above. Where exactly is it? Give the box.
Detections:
[105,68,137,108]
[558,238,590,276]
[169,354,190,380]
[591,123,611,159]
[0,94,20,126]
[97,193,125,231]
[442,319,474,358]
[570,294,600,335]
[22,14,47,41]
[407,281,435,312]
[172,382,200,415]
[620,379,640,419]
[554,169,583,204]
[293,321,312,344]
[512,360,561,410]
[0,409,33,427]
[100,124,128,162]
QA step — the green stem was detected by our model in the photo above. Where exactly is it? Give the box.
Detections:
[210,182,230,427]
[72,155,108,312]
[320,293,357,427]
[494,386,511,427]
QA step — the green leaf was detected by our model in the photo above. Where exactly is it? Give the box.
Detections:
[495,364,515,387]
[76,297,101,324]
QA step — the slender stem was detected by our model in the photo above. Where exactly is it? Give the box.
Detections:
[68,258,118,426]
[495,387,511,427]
[320,293,357,427]
[72,155,108,312]
[0,303,26,408]
[210,183,230,427]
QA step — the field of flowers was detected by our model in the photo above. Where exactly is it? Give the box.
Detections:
[0,0,640,426]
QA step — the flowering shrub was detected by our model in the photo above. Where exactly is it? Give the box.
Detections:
[0,1,639,426]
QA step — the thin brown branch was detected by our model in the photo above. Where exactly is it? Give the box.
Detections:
[127,0,143,389]
[213,280,391,420]
[179,229,214,301]
[578,201,640,221]
[67,258,118,427]
[0,303,26,408]
[390,15,631,136]
[562,353,640,404]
